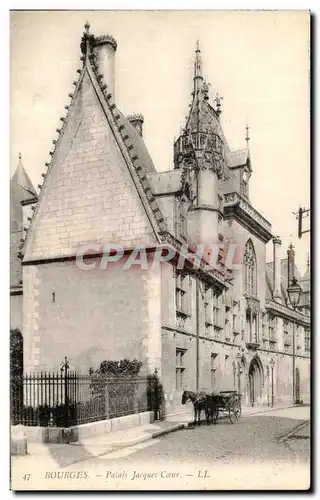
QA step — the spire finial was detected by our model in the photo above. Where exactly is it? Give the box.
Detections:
[18,152,22,161]
[84,21,90,35]
[245,124,250,146]
[214,92,223,116]
[194,40,203,85]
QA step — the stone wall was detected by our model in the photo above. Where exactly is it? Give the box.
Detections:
[23,257,161,374]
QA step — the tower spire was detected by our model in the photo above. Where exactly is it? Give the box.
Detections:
[245,124,250,147]
[194,40,203,92]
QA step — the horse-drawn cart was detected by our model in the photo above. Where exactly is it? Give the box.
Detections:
[182,389,242,425]
[207,390,241,424]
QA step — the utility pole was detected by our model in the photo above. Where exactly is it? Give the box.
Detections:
[293,207,310,239]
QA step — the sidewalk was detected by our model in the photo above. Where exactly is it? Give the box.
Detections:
[166,402,309,422]
[11,403,310,470]
[11,419,186,470]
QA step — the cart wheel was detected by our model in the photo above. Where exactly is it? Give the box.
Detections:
[229,402,241,424]
[211,408,219,424]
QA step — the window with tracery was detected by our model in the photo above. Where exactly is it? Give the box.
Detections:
[244,240,257,296]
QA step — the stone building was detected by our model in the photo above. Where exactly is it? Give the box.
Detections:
[14,24,310,412]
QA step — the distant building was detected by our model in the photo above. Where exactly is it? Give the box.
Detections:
[10,154,37,330]
[12,24,310,412]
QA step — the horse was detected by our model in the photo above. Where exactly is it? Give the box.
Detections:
[181,390,210,425]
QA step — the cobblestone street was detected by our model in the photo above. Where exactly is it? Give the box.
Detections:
[11,406,310,490]
[72,406,310,466]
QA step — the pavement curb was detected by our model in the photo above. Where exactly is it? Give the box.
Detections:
[237,403,308,418]
[152,424,185,438]
[72,423,186,450]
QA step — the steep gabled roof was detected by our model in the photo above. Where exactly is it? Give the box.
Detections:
[22,26,167,262]
[265,257,303,303]
[10,154,37,287]
[10,154,37,232]
[123,114,157,175]
[11,154,37,201]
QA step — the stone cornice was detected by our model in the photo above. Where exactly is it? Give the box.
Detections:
[162,324,310,359]
[224,192,273,243]
[265,299,310,326]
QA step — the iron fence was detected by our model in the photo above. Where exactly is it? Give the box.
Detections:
[10,370,161,427]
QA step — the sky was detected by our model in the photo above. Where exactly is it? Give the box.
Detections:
[10,10,310,274]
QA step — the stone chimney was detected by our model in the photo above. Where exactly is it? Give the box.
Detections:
[287,243,295,287]
[93,35,117,101]
[127,114,144,137]
[272,236,282,303]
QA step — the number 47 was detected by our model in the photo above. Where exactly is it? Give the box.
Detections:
[22,474,31,481]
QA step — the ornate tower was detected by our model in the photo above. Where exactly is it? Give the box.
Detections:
[173,43,227,252]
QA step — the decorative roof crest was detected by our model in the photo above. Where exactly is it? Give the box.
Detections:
[127,113,144,123]
[93,34,117,51]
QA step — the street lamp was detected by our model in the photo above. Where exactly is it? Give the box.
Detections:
[287,277,302,404]
[270,358,275,408]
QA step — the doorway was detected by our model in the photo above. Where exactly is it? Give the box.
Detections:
[248,356,263,406]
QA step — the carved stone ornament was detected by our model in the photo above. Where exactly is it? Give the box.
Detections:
[80,33,95,55]
[176,314,187,329]
[204,150,213,162]
[224,192,238,204]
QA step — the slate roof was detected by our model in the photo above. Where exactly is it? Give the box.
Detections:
[10,231,23,289]
[10,155,37,288]
[265,258,304,303]
[122,113,157,175]
[11,157,37,201]
[10,156,37,231]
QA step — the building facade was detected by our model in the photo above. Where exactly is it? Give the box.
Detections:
[12,24,310,413]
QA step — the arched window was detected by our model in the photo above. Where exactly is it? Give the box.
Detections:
[244,240,257,296]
